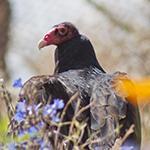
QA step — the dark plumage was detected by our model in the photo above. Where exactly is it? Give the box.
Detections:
[54,34,105,73]
[19,22,141,149]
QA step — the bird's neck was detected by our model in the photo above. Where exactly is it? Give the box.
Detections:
[54,35,105,74]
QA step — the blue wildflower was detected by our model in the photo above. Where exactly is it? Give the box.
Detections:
[121,146,134,150]
[43,104,58,116]
[27,104,40,115]
[94,147,100,150]
[18,126,38,138]
[7,142,17,150]
[27,105,34,115]
[53,99,64,109]
[14,112,26,123]
[18,129,26,137]
[20,141,27,149]
[36,137,43,145]
[52,115,60,122]
[12,78,23,88]
[28,126,38,136]
[14,101,26,123]
[43,99,64,122]
[16,101,26,113]
[121,140,136,150]
[37,121,44,128]
[34,137,46,150]
[50,109,57,117]
[43,104,53,116]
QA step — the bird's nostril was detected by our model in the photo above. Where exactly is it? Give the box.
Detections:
[44,35,49,40]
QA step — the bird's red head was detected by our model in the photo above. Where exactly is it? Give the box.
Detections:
[38,22,79,49]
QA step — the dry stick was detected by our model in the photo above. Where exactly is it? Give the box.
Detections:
[53,121,72,128]
[68,97,81,137]
[70,101,94,147]
[68,97,88,147]
[110,124,135,150]
[75,102,94,119]
[77,124,86,145]
[54,92,79,147]
[83,137,104,147]
[81,129,101,149]
[81,127,117,149]
[64,95,83,149]
[55,96,102,148]
[81,122,132,149]
[122,124,134,143]
[0,79,15,121]
[84,130,118,149]
[55,94,92,149]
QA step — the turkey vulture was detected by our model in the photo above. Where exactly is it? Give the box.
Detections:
[18,22,141,149]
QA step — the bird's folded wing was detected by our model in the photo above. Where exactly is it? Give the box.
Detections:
[19,75,69,104]
[90,72,127,149]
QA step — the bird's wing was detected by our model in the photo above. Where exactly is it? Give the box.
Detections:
[90,72,131,149]
[19,75,71,104]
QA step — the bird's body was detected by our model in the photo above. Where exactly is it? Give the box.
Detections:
[17,22,141,149]
[57,68,140,149]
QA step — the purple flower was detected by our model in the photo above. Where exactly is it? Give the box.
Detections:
[13,78,23,88]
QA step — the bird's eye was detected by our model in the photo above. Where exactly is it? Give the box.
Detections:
[58,28,68,36]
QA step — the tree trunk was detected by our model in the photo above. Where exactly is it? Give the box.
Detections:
[0,0,11,80]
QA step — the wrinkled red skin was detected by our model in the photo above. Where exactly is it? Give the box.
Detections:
[39,22,79,48]
[43,28,57,45]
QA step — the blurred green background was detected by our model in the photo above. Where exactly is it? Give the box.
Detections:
[0,0,150,149]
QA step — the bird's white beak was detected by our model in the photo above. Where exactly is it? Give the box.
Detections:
[38,39,47,50]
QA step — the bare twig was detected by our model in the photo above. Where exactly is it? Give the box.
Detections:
[110,124,135,150]
[0,79,15,121]
[54,92,79,147]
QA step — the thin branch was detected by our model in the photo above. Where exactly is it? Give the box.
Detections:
[110,124,135,150]
[0,79,15,121]
[54,92,79,147]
